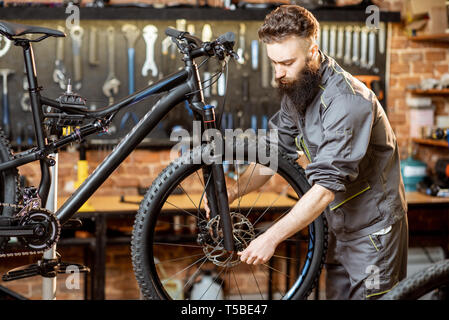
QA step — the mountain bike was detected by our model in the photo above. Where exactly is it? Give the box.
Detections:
[381,259,449,300]
[0,20,327,300]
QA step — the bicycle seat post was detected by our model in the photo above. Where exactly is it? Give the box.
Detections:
[18,39,51,206]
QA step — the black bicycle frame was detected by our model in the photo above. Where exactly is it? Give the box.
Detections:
[0,40,235,251]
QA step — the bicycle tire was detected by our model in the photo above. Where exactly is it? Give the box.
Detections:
[0,128,20,217]
[0,128,20,248]
[382,259,449,300]
[131,139,328,300]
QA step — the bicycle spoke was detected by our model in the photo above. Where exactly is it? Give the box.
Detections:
[232,269,243,300]
[251,185,290,226]
[195,170,205,188]
[237,163,257,213]
[198,255,231,300]
[165,200,206,223]
[258,263,286,299]
[156,252,205,265]
[262,263,293,280]
[161,255,208,284]
[176,255,209,300]
[249,265,264,300]
[153,242,203,248]
[178,183,205,220]
[155,219,194,229]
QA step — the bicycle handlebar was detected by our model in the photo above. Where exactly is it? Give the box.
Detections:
[165,27,238,61]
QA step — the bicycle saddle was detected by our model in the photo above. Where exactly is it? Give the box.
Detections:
[0,20,65,40]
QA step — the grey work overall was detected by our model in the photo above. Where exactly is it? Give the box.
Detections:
[268,51,408,299]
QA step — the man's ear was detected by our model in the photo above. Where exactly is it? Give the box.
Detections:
[309,44,318,59]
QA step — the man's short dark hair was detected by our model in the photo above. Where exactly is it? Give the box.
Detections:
[258,5,320,44]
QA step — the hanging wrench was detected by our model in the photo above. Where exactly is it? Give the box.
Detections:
[122,24,140,95]
[378,22,385,55]
[261,42,270,89]
[237,23,247,65]
[88,26,100,66]
[102,27,121,105]
[0,35,11,58]
[70,26,84,91]
[368,29,379,74]
[344,26,353,66]
[141,25,158,78]
[251,40,259,71]
[360,27,369,69]
[352,26,360,66]
[336,26,344,60]
[329,25,337,58]
[321,25,329,55]
[53,26,67,90]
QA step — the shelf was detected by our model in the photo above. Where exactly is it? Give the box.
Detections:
[412,138,448,148]
[409,89,449,96]
[0,7,401,22]
[408,33,449,43]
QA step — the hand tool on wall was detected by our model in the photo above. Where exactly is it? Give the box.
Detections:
[321,24,329,55]
[52,26,67,90]
[21,65,31,112]
[251,40,259,71]
[368,29,379,74]
[237,23,247,66]
[344,26,352,66]
[88,26,99,66]
[352,26,360,66]
[70,26,84,91]
[354,75,383,100]
[0,69,14,140]
[161,34,172,79]
[122,24,140,95]
[329,25,337,58]
[102,27,120,105]
[0,35,11,58]
[378,22,385,55]
[336,25,344,60]
[360,27,369,69]
[261,42,270,89]
[141,25,158,79]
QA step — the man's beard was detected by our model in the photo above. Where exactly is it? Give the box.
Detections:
[277,58,322,117]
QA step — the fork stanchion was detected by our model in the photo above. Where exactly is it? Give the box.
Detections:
[42,152,58,300]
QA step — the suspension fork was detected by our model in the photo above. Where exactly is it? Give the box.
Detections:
[202,104,234,252]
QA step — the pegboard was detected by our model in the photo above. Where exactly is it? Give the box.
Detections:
[0,17,389,150]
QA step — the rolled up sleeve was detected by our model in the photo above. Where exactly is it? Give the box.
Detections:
[305,94,374,193]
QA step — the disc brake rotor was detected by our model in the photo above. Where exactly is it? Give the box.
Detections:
[202,212,255,267]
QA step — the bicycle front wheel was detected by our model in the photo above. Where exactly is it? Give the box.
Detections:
[131,140,327,300]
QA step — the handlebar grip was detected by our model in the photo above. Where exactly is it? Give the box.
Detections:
[217,32,235,45]
[165,28,185,39]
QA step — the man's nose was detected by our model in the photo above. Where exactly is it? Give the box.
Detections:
[275,66,286,79]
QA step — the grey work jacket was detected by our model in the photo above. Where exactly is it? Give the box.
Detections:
[268,51,407,241]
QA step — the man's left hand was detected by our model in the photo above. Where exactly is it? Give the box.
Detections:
[237,232,278,265]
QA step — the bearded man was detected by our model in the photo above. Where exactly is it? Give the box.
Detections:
[206,5,408,300]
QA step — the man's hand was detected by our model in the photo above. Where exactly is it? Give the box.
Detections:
[237,232,279,265]
[203,188,237,219]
